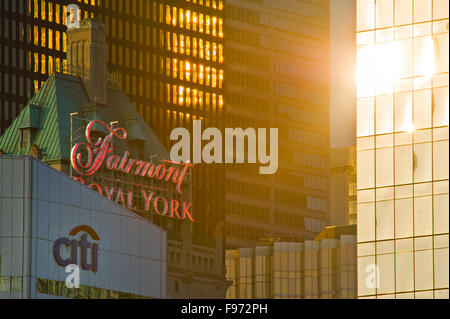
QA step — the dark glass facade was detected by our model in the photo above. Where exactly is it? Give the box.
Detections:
[0,0,97,134]
[224,0,330,248]
[96,0,225,243]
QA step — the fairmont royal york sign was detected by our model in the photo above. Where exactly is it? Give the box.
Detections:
[70,120,194,222]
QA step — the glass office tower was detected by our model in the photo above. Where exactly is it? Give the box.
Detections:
[356,0,449,298]
[0,0,97,135]
[95,0,225,245]
[224,0,330,248]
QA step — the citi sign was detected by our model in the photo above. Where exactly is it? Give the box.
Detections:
[53,225,99,272]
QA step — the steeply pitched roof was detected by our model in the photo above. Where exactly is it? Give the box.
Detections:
[0,73,169,162]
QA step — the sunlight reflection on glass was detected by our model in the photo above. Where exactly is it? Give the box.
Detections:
[356,41,401,96]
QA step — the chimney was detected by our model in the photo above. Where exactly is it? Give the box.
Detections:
[67,18,107,106]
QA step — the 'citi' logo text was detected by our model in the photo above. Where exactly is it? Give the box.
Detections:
[53,225,99,272]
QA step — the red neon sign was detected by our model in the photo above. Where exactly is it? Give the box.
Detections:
[71,120,194,222]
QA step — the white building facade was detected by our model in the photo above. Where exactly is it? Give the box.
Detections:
[0,156,166,299]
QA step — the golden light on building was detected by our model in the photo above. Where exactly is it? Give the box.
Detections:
[206,15,211,35]
[186,10,191,29]
[185,61,191,81]
[212,17,217,37]
[193,12,198,31]
[172,7,177,26]
[180,35,185,54]
[199,13,204,33]
[193,89,198,107]
[420,36,436,79]
[186,88,191,107]
[356,0,449,299]
[199,64,204,84]
[357,35,437,96]
[179,86,184,105]
[179,8,184,27]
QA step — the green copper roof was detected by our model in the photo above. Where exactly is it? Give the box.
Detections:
[0,73,169,162]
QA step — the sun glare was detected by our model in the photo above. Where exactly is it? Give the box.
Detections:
[405,122,415,133]
[356,41,401,96]
[357,36,437,97]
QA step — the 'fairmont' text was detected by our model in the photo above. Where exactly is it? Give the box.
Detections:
[71,120,194,222]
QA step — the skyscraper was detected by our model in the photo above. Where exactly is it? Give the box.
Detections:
[94,0,225,252]
[0,0,98,135]
[356,0,449,298]
[96,0,227,297]
[224,0,330,248]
